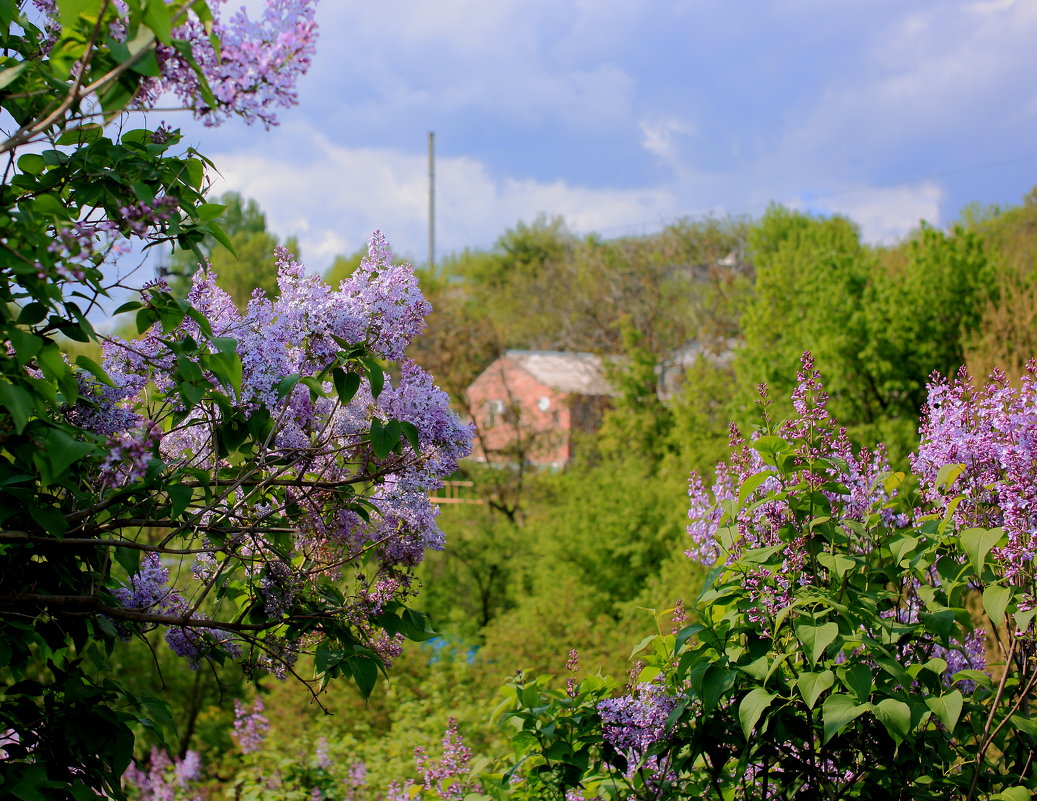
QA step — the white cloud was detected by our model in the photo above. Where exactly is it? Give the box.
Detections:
[640,117,697,173]
[807,181,944,245]
[207,124,678,272]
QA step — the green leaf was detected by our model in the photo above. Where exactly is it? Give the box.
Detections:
[919,609,956,644]
[992,788,1031,801]
[41,427,94,479]
[674,623,703,654]
[299,376,325,399]
[1009,714,1037,740]
[75,355,116,388]
[169,484,193,518]
[797,670,835,710]
[7,328,42,366]
[114,546,141,576]
[796,621,839,668]
[332,368,361,406]
[738,687,774,739]
[0,61,27,90]
[350,656,379,698]
[370,418,394,459]
[276,374,301,398]
[9,762,48,801]
[838,663,873,703]
[57,0,95,29]
[183,157,205,189]
[925,690,963,732]
[16,303,49,325]
[56,123,103,146]
[364,357,384,397]
[817,552,856,579]
[889,535,919,565]
[17,153,45,175]
[28,502,68,536]
[143,0,173,43]
[959,527,1004,575]
[1015,605,1037,634]
[399,420,421,454]
[952,669,992,692]
[873,698,911,743]
[982,584,1012,628]
[113,299,144,316]
[934,462,964,489]
[822,693,869,744]
[738,470,775,506]
[698,664,735,717]
[195,202,226,221]
[0,381,34,433]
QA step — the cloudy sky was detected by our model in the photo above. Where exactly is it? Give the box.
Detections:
[177,0,1037,273]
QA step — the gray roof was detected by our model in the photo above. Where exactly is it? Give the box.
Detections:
[505,350,615,396]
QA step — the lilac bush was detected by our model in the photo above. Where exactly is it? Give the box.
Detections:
[0,0,451,797]
[480,356,1037,800]
[88,233,473,680]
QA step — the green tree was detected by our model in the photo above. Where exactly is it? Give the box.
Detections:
[737,205,873,426]
[164,191,299,306]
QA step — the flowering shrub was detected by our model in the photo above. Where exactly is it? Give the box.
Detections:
[0,2,472,798]
[469,355,1037,800]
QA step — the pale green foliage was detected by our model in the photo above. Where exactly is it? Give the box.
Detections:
[165,192,299,306]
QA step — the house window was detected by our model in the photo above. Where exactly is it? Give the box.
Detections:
[485,398,505,426]
[537,396,551,411]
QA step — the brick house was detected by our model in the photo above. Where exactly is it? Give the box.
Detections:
[465,350,616,468]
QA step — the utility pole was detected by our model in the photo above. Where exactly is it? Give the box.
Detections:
[428,131,435,272]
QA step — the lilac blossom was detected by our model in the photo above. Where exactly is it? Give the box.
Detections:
[98,425,161,487]
[913,363,1037,585]
[411,719,481,801]
[686,355,898,628]
[93,234,470,677]
[115,553,241,668]
[123,746,202,801]
[345,761,368,801]
[598,681,676,779]
[232,697,270,755]
[29,0,319,128]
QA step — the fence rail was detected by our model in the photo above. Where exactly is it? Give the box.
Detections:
[429,480,484,505]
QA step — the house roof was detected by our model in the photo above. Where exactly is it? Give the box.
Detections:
[505,350,615,396]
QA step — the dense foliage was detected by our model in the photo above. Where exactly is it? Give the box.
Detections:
[0,1,471,798]
[7,1,1037,798]
[469,357,1036,800]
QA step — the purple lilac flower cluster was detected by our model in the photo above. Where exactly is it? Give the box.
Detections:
[597,681,676,779]
[102,233,471,570]
[686,354,895,624]
[123,746,202,801]
[389,719,480,801]
[232,697,270,755]
[35,0,318,128]
[115,553,241,667]
[113,552,178,611]
[97,425,161,487]
[913,363,1037,586]
[151,0,319,128]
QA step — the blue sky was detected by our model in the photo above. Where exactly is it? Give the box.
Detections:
[174,0,1037,273]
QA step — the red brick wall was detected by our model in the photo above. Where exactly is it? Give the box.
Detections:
[465,356,572,467]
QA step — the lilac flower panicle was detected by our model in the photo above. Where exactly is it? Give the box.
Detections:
[123,747,203,801]
[913,363,1037,585]
[411,719,480,801]
[232,697,270,755]
[686,354,897,626]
